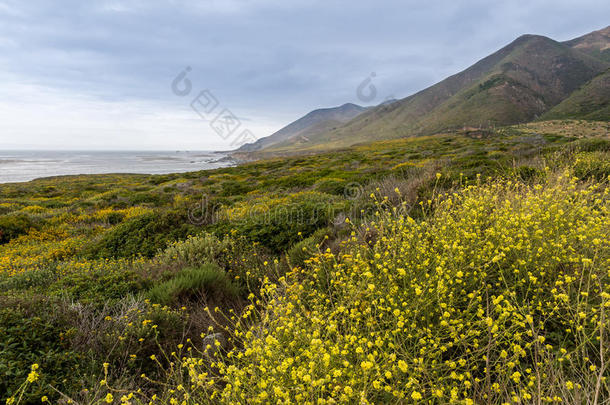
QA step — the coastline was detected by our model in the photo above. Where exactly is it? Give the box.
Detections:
[0,150,240,185]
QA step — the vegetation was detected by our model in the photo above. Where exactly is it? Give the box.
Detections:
[0,214,40,244]
[542,70,610,121]
[148,264,241,306]
[0,120,608,403]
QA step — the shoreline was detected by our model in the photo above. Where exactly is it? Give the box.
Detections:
[0,150,242,185]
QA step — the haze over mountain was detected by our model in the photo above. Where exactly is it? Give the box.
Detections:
[238,103,368,152]
[241,26,610,154]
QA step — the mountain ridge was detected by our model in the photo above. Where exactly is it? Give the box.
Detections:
[563,25,610,62]
[238,27,610,154]
[237,103,369,152]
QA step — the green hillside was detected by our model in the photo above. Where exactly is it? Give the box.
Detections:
[542,69,610,120]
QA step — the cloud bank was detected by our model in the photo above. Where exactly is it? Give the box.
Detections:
[0,0,608,149]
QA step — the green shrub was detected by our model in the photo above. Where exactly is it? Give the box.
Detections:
[86,211,199,258]
[157,233,232,269]
[0,214,39,244]
[286,236,318,269]
[106,211,125,225]
[576,137,610,152]
[128,191,171,206]
[513,165,543,181]
[286,228,328,269]
[220,180,252,196]
[573,151,610,180]
[148,263,241,305]
[0,299,87,403]
[313,178,348,195]
[0,267,57,292]
[231,193,346,252]
[52,267,149,304]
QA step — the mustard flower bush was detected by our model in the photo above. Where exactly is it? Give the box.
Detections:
[185,171,609,404]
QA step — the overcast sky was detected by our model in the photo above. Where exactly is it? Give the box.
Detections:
[0,0,608,150]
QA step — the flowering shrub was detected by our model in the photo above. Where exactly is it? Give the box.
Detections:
[195,171,610,404]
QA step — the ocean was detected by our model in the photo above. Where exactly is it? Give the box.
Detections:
[0,150,235,184]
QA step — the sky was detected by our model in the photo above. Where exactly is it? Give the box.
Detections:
[0,0,608,150]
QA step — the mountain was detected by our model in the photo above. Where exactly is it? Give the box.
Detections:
[542,68,610,120]
[237,103,368,152]
[241,27,609,154]
[563,25,610,62]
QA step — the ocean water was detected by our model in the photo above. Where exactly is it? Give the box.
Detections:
[0,150,235,184]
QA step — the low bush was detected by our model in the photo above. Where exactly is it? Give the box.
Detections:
[0,298,88,404]
[0,214,40,244]
[128,191,172,206]
[313,178,349,196]
[148,263,241,305]
[157,233,232,269]
[286,228,329,269]
[576,137,610,152]
[230,192,347,252]
[52,266,149,304]
[0,267,57,292]
[220,180,253,196]
[573,151,610,180]
[86,211,199,258]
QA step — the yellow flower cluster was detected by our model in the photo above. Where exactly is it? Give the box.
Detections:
[180,170,609,403]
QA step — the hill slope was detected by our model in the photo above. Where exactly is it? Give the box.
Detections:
[563,25,610,62]
[237,103,368,152]
[253,29,609,154]
[542,68,610,120]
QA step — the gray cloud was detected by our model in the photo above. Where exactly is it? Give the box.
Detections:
[0,0,608,149]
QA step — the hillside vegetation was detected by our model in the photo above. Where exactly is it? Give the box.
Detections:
[0,121,609,404]
[542,69,610,121]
